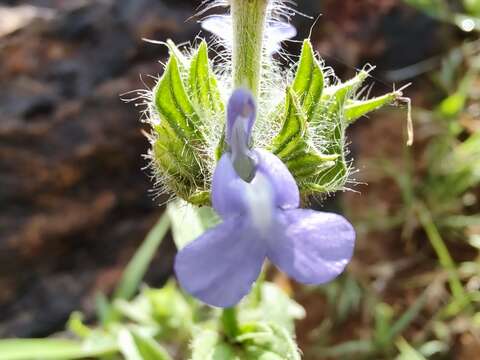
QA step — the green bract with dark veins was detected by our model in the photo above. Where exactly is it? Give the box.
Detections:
[149,39,403,206]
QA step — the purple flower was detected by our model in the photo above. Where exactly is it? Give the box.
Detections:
[201,15,296,54]
[175,89,355,308]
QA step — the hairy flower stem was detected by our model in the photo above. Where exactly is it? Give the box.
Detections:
[230,0,269,97]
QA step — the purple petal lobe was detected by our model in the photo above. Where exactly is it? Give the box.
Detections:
[212,150,299,217]
[255,149,300,209]
[227,89,257,181]
[227,88,256,147]
[175,217,266,307]
[212,153,249,218]
[267,210,355,284]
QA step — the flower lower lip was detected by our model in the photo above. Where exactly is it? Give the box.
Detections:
[175,127,355,307]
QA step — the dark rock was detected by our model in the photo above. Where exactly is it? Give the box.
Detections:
[0,0,196,337]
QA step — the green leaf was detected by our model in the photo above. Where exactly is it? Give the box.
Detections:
[190,330,237,360]
[131,330,173,360]
[292,39,324,120]
[0,339,117,360]
[114,214,170,301]
[395,338,426,360]
[334,275,363,322]
[153,50,211,204]
[463,0,480,16]
[438,92,467,118]
[402,0,449,19]
[271,89,337,180]
[300,69,371,193]
[114,296,155,326]
[319,68,371,127]
[189,41,224,115]
[118,328,144,360]
[114,282,193,341]
[155,54,202,139]
[167,199,220,250]
[95,292,112,326]
[118,328,173,360]
[417,340,448,357]
[285,151,338,179]
[374,303,394,348]
[387,290,428,341]
[146,282,193,336]
[252,353,284,360]
[67,312,91,339]
[238,322,301,360]
[437,72,474,118]
[166,39,189,72]
[271,89,307,159]
[345,92,398,123]
[317,340,375,357]
[152,123,202,197]
[240,283,305,334]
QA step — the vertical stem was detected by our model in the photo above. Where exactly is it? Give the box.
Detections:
[230,0,269,97]
[416,203,468,306]
[221,308,239,341]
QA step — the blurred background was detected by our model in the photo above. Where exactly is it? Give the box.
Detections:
[0,0,479,359]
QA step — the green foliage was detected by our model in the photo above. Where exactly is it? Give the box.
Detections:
[403,0,480,31]
[312,288,428,359]
[113,282,194,339]
[237,322,301,360]
[150,38,403,203]
[187,280,304,359]
[239,283,306,334]
[191,322,301,360]
[464,0,480,15]
[292,40,325,120]
[0,201,305,360]
[329,12,480,357]
[118,329,173,360]
[152,42,224,206]
[395,338,427,360]
[167,199,220,249]
[0,339,117,360]
[270,40,403,195]
[114,214,170,301]
[270,88,338,184]
[190,330,237,360]
[188,42,224,116]
[320,275,363,324]
[345,93,400,123]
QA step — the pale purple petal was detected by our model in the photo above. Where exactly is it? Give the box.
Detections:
[175,217,266,307]
[200,15,232,44]
[265,21,297,54]
[267,21,297,41]
[226,89,257,181]
[201,16,296,55]
[267,210,355,284]
[213,150,299,216]
[255,149,300,209]
[212,153,250,218]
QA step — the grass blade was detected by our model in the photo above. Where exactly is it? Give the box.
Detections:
[0,339,116,360]
[114,214,170,300]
